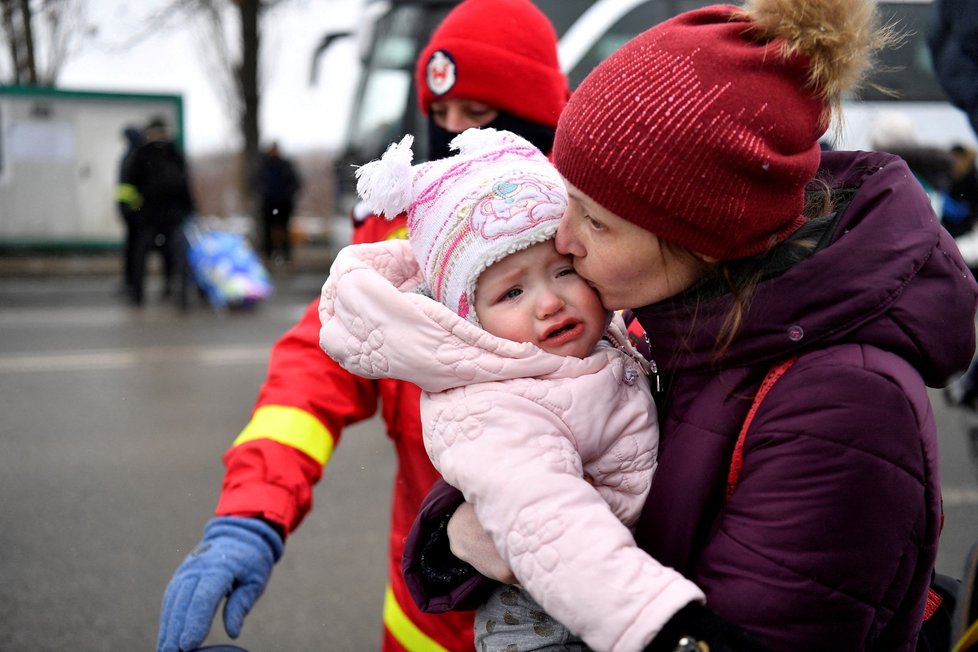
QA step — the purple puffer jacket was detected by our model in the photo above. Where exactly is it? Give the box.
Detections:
[403,151,978,650]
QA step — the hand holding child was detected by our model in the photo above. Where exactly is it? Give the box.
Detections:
[447,502,516,584]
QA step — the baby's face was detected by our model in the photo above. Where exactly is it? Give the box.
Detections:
[473,240,609,358]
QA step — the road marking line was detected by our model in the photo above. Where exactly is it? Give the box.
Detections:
[0,308,133,326]
[0,346,270,372]
[0,303,313,326]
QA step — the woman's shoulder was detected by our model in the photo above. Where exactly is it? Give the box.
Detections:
[755,343,933,461]
[790,344,928,399]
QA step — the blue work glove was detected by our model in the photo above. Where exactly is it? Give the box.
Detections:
[157,516,284,652]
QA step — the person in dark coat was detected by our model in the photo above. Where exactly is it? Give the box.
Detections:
[943,145,978,239]
[943,145,978,414]
[122,117,195,306]
[929,0,978,137]
[115,125,143,295]
[255,142,302,266]
[392,0,978,649]
[930,0,978,464]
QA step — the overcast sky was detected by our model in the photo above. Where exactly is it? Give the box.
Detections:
[58,0,364,155]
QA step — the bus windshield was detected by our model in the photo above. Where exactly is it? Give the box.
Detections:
[345,5,437,163]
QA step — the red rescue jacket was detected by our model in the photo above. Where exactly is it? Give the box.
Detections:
[216,211,475,651]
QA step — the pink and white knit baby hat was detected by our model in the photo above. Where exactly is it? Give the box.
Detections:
[355,128,567,323]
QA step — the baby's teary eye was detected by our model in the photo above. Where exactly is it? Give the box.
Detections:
[502,287,522,301]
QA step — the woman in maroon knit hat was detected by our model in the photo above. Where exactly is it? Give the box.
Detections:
[401,0,978,650]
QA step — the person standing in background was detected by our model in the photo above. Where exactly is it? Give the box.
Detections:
[930,0,978,416]
[929,0,978,137]
[115,125,143,296]
[122,117,195,307]
[255,142,302,268]
[943,144,978,239]
[929,8,978,642]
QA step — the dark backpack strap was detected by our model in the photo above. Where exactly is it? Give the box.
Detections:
[725,356,798,502]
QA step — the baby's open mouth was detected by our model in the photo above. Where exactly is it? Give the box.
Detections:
[545,323,577,339]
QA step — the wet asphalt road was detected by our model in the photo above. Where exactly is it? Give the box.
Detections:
[1,254,976,651]
[1,256,395,651]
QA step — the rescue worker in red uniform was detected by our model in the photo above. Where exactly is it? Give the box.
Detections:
[156,1,569,650]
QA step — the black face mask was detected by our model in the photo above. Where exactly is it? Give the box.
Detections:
[426,110,557,161]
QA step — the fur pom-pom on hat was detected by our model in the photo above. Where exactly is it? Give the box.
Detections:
[738,0,892,130]
[355,128,567,323]
[553,0,888,261]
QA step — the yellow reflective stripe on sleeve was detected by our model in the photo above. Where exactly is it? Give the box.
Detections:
[954,619,978,652]
[386,225,409,241]
[232,405,334,465]
[115,183,143,209]
[384,585,448,652]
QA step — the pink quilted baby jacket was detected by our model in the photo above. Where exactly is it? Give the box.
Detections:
[319,239,704,652]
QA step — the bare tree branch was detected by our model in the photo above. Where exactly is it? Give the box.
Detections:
[37,0,94,84]
[196,0,242,127]
[1,1,25,83]
[18,0,37,83]
[0,0,94,85]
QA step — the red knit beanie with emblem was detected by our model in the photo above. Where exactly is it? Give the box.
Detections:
[552,0,880,260]
[416,0,569,129]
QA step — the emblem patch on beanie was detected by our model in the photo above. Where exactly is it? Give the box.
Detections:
[426,50,456,96]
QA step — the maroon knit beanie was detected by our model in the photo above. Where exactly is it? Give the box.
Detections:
[554,4,832,260]
[416,0,569,130]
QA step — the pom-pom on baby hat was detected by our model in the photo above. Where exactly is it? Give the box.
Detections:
[355,128,567,323]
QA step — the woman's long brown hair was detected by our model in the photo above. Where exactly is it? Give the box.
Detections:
[665,182,837,365]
